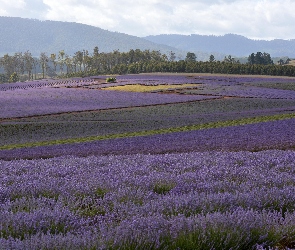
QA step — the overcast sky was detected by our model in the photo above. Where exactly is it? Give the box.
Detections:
[1,0,295,40]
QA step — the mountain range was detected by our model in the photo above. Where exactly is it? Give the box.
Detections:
[0,16,295,60]
[144,34,295,59]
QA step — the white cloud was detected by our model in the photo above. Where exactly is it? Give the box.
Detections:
[1,0,295,39]
[0,0,48,19]
[0,0,26,16]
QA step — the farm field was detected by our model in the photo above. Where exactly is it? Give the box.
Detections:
[1,73,295,249]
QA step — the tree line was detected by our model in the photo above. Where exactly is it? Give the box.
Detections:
[1,48,294,83]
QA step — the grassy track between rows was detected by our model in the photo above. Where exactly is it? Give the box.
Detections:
[101,83,200,92]
[1,113,295,150]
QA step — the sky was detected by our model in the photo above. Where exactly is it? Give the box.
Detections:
[0,0,295,40]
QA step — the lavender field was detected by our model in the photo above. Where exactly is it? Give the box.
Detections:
[2,74,295,119]
[1,151,295,249]
[1,73,295,249]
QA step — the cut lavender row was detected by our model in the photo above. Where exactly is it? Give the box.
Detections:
[2,97,295,147]
[1,118,295,160]
[1,150,295,248]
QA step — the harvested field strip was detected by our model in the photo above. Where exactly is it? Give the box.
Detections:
[102,83,200,92]
[1,113,295,150]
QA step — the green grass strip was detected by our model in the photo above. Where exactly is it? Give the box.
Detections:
[1,113,295,150]
[102,83,199,92]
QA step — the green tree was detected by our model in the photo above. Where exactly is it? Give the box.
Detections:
[262,52,273,65]
[0,74,8,83]
[32,58,39,80]
[50,53,58,72]
[285,58,291,64]
[169,51,176,62]
[209,54,215,62]
[1,54,15,78]
[14,52,24,76]
[82,50,91,72]
[185,52,197,62]
[24,51,34,80]
[247,52,273,65]
[64,54,73,74]
[58,50,65,74]
[248,53,255,65]
[74,51,83,72]
[224,55,237,63]
[278,59,285,65]
[91,46,100,70]
[39,52,49,79]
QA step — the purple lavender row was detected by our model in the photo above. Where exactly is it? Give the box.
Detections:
[1,88,218,119]
[0,76,106,92]
[1,118,295,160]
[1,74,295,92]
[2,104,294,147]
[186,85,295,99]
[116,74,295,99]
[117,74,295,85]
[1,150,295,248]
[117,74,203,85]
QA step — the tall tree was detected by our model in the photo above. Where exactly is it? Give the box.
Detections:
[224,55,237,63]
[185,52,197,62]
[82,50,87,71]
[262,52,273,65]
[50,53,57,72]
[39,52,49,79]
[248,52,273,65]
[0,54,15,78]
[23,51,34,80]
[277,59,285,65]
[248,53,255,65]
[91,46,100,70]
[82,50,91,72]
[209,54,215,62]
[169,51,176,62]
[64,54,73,74]
[58,50,65,74]
[150,50,162,61]
[32,58,39,80]
[74,51,83,71]
[14,52,24,76]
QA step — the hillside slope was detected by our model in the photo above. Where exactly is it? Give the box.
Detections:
[0,16,186,57]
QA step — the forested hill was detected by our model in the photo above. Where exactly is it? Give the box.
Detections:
[144,34,295,58]
[0,16,185,57]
